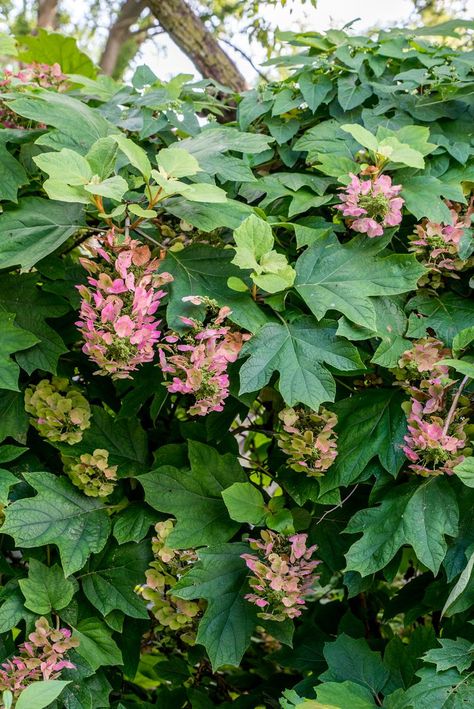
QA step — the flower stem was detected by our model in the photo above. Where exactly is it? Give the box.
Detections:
[442,374,470,436]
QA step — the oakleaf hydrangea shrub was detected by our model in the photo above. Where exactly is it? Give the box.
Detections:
[0,20,473,709]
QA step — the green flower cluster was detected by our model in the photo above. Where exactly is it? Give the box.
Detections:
[24,377,91,444]
[277,407,338,476]
[63,448,117,497]
[139,521,201,641]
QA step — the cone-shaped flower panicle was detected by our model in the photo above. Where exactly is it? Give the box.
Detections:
[277,407,338,476]
[76,231,173,379]
[241,530,320,621]
[159,296,250,416]
[63,448,118,497]
[25,377,91,444]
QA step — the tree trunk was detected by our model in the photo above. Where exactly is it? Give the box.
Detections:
[100,0,147,76]
[37,0,58,28]
[146,0,247,91]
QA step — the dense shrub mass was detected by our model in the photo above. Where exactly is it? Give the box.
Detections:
[0,21,473,708]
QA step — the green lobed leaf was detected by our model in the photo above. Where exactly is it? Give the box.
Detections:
[1,472,110,576]
[345,479,459,577]
[173,543,257,670]
[295,235,425,330]
[141,441,246,548]
[19,560,75,614]
[240,316,364,409]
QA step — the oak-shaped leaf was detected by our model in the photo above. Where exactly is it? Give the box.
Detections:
[173,543,257,670]
[345,478,459,577]
[79,540,151,619]
[1,472,110,576]
[239,316,364,410]
[140,441,246,548]
[295,234,425,330]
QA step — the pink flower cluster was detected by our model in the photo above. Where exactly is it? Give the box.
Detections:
[159,297,249,416]
[0,62,68,128]
[76,231,172,379]
[336,173,404,237]
[397,338,469,476]
[409,199,474,287]
[0,617,78,697]
[241,530,320,621]
[403,399,466,476]
[277,407,338,476]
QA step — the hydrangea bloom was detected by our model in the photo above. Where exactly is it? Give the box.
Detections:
[241,530,320,621]
[0,617,78,697]
[63,448,118,497]
[0,62,68,128]
[397,339,470,475]
[138,521,201,642]
[24,377,91,444]
[77,231,173,379]
[277,407,338,476]
[159,297,249,415]
[336,173,404,237]
[403,399,467,476]
[409,200,474,287]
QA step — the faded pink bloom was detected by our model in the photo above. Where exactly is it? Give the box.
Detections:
[0,617,78,698]
[336,173,404,237]
[403,398,467,476]
[76,230,172,379]
[241,530,320,621]
[409,199,474,287]
[159,302,249,416]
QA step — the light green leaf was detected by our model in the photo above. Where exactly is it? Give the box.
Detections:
[18,28,96,77]
[178,182,227,203]
[345,479,459,576]
[16,680,70,709]
[341,124,378,151]
[453,458,474,488]
[0,33,17,56]
[141,441,246,548]
[73,618,123,671]
[80,540,151,619]
[1,472,110,576]
[401,176,454,222]
[173,543,257,670]
[156,147,201,178]
[316,681,378,709]
[239,317,365,410]
[84,175,129,201]
[19,560,75,614]
[295,235,425,330]
[437,358,474,379]
[127,204,157,218]
[222,482,267,525]
[378,136,425,168]
[453,326,474,357]
[232,214,274,271]
[111,134,151,180]
[85,137,118,180]
[0,313,39,391]
[34,148,93,185]
[41,180,89,204]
